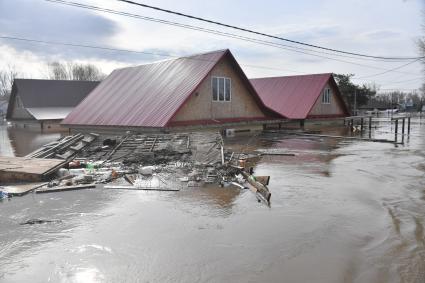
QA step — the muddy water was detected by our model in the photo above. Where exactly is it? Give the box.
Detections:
[0,125,63,157]
[1,119,425,282]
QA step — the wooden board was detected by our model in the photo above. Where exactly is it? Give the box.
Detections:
[0,156,66,182]
[104,185,180,191]
[35,184,96,194]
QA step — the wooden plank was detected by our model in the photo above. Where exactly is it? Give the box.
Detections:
[35,184,96,194]
[1,182,48,196]
[241,171,271,205]
[149,135,158,152]
[104,185,179,191]
[0,157,66,175]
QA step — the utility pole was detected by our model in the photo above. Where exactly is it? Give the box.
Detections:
[353,89,357,116]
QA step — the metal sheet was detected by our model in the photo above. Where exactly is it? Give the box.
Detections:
[63,50,230,128]
[26,107,74,120]
[7,79,99,119]
[250,73,348,119]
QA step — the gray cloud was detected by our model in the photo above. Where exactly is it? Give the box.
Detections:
[0,0,157,63]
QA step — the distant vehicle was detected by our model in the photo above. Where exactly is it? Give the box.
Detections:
[365,108,379,115]
[380,109,399,114]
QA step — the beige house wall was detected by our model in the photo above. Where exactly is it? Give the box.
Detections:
[171,56,266,122]
[308,83,345,116]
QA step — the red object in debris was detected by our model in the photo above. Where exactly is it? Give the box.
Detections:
[69,160,80,168]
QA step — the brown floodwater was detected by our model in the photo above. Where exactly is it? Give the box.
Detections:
[0,119,425,282]
[0,125,63,157]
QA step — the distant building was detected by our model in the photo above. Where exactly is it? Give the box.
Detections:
[6,79,99,131]
[62,49,280,132]
[250,73,349,121]
[358,99,393,114]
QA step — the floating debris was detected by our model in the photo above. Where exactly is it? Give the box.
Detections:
[19,219,62,225]
[1,131,272,205]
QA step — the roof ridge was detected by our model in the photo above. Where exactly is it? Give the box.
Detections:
[14,78,100,83]
[114,49,229,72]
[250,73,332,80]
[182,49,229,58]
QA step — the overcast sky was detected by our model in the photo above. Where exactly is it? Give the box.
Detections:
[0,0,423,92]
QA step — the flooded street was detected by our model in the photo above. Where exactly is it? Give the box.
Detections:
[1,119,425,283]
[0,125,62,157]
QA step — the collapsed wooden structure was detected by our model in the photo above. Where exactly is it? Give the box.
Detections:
[0,131,272,205]
[0,157,67,182]
[0,133,98,183]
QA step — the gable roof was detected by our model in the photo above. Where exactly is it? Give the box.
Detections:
[250,73,349,119]
[6,79,99,119]
[62,49,274,128]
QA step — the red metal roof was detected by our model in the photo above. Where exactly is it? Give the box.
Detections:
[250,73,347,119]
[63,49,277,128]
[63,50,229,128]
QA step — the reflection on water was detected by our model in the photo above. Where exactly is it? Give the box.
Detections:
[0,125,63,157]
[0,119,424,282]
[0,126,14,156]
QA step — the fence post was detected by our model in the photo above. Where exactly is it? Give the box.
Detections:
[407,116,411,135]
[394,119,398,143]
[369,116,372,131]
[401,118,405,144]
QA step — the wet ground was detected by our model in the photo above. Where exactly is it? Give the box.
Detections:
[1,119,425,283]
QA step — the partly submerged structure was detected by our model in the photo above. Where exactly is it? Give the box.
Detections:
[62,49,281,132]
[7,79,99,131]
[250,73,349,120]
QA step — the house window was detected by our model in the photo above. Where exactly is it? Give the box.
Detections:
[322,88,331,104]
[212,77,231,102]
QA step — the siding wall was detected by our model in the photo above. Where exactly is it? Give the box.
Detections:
[171,57,266,122]
[308,83,345,117]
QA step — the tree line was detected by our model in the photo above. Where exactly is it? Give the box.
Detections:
[0,62,105,102]
[334,74,424,113]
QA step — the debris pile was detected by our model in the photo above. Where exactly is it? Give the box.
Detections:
[1,131,271,205]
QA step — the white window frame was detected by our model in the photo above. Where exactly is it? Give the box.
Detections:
[322,88,331,104]
[212,76,231,102]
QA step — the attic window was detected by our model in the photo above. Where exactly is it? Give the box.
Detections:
[322,88,331,104]
[212,77,231,102]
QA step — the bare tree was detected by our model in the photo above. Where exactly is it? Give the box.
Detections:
[46,61,105,81]
[46,62,69,80]
[419,12,425,88]
[0,65,19,101]
[71,63,105,81]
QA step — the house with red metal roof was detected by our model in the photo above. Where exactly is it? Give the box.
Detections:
[62,49,281,132]
[250,73,349,120]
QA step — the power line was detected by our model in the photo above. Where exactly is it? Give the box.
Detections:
[354,59,422,79]
[0,35,304,74]
[116,0,424,61]
[1,35,421,90]
[45,0,410,63]
[382,76,424,85]
[43,0,421,76]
